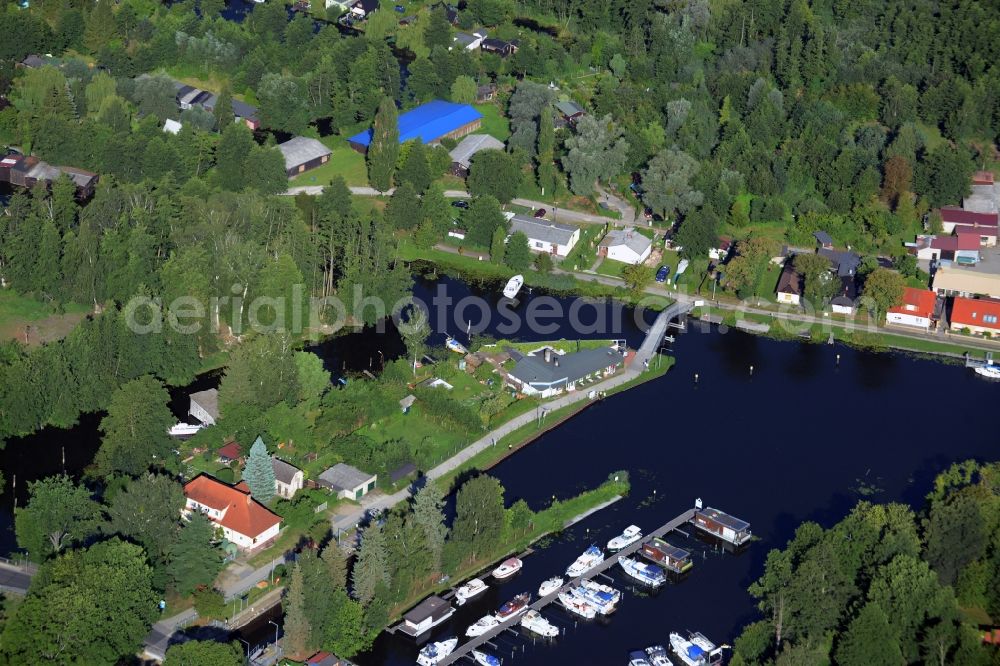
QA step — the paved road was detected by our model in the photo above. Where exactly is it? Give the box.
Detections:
[0,560,36,595]
[143,608,198,661]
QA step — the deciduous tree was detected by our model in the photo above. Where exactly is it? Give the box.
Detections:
[15,475,102,561]
[95,375,175,477]
[562,115,629,196]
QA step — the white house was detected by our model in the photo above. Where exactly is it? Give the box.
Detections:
[272,458,304,499]
[598,227,652,265]
[183,475,281,552]
[508,215,580,257]
[886,287,936,330]
[452,31,486,51]
[506,346,624,398]
[318,464,377,500]
[188,388,219,426]
[775,263,802,306]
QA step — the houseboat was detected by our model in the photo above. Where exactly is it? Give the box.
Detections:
[691,503,751,546]
[520,609,559,637]
[641,538,693,574]
[669,631,724,666]
[454,578,488,605]
[417,638,458,666]
[399,595,454,636]
[566,545,604,577]
[607,525,642,552]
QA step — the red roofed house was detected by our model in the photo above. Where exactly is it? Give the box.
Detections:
[939,207,998,244]
[886,288,936,330]
[217,441,243,464]
[183,474,281,551]
[973,171,994,186]
[949,297,1000,336]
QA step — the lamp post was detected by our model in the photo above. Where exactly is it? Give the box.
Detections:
[237,638,250,662]
[269,619,280,648]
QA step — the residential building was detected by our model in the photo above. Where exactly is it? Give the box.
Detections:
[217,442,243,464]
[508,216,580,257]
[0,154,98,199]
[448,133,505,177]
[775,263,803,306]
[933,266,1000,299]
[813,230,834,249]
[831,275,858,315]
[231,100,261,131]
[453,31,486,51]
[909,233,981,265]
[272,458,304,499]
[708,237,733,261]
[817,247,861,277]
[886,288,936,330]
[480,38,518,57]
[182,475,282,551]
[163,119,182,135]
[305,652,343,666]
[949,296,1000,336]
[317,463,377,500]
[476,83,497,102]
[939,206,998,236]
[348,100,483,152]
[188,388,219,426]
[598,227,652,264]
[350,0,379,18]
[555,100,586,124]
[505,346,625,398]
[277,137,332,177]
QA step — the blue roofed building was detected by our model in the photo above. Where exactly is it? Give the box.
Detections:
[347,100,483,152]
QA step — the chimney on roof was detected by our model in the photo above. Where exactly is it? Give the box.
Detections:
[544,348,552,363]
[554,357,559,367]
[246,493,252,505]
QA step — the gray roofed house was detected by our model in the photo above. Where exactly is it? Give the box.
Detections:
[508,215,581,257]
[277,137,333,177]
[599,227,653,264]
[272,458,304,499]
[231,100,261,129]
[452,31,486,50]
[317,463,377,500]
[813,230,834,248]
[448,134,505,176]
[188,388,219,426]
[20,54,47,68]
[506,346,624,397]
[818,248,861,277]
[555,100,585,122]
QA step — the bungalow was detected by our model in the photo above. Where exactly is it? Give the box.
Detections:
[555,100,586,124]
[453,31,486,51]
[0,154,98,199]
[348,100,483,152]
[400,595,454,636]
[708,236,733,261]
[476,83,497,103]
[277,137,332,177]
[350,0,379,18]
[318,463,376,500]
[949,296,1000,336]
[775,263,803,306]
[598,227,652,265]
[217,442,243,465]
[231,100,261,131]
[933,266,1000,299]
[182,474,282,551]
[505,346,624,398]
[831,275,858,315]
[939,206,998,237]
[886,287,936,330]
[272,458,304,499]
[163,119,182,135]
[448,133,505,177]
[817,247,861,277]
[508,215,580,257]
[188,388,219,426]
[480,38,518,57]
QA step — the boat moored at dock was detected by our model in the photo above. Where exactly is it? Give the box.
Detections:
[641,538,693,574]
[503,274,524,299]
[472,650,501,666]
[558,589,598,619]
[496,591,531,620]
[520,609,559,637]
[607,525,643,552]
[416,637,458,666]
[465,614,500,637]
[445,337,469,354]
[975,364,1000,379]
[538,576,563,597]
[628,650,653,666]
[646,644,674,666]
[618,556,666,588]
[398,595,455,637]
[576,579,621,614]
[454,578,488,605]
[491,557,522,580]
[566,545,604,577]
[669,631,724,666]
[691,501,751,547]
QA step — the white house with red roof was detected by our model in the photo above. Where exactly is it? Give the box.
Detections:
[939,207,998,246]
[183,474,282,551]
[949,297,1000,336]
[886,288,936,330]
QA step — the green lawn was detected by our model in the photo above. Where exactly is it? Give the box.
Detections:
[0,290,90,342]
[596,258,627,278]
[290,139,368,187]
[474,103,510,141]
[563,225,603,271]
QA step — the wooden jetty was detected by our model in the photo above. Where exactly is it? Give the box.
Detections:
[436,508,698,665]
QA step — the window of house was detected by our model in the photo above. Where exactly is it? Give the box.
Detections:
[985,315,998,324]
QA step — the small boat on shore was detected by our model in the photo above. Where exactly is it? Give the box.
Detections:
[619,556,666,588]
[669,631,724,666]
[445,336,468,354]
[416,637,458,666]
[629,650,653,666]
[646,644,674,666]
[521,609,559,637]
[472,650,501,666]
[503,274,524,299]
[465,614,499,637]
[496,591,531,620]
[566,545,604,577]
[558,589,597,619]
[975,364,1000,379]
[538,576,563,597]
[454,578,488,605]
[607,525,642,552]
[491,557,522,580]
[576,579,620,614]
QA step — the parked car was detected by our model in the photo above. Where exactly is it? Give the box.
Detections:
[643,207,654,220]
[534,208,547,218]
[451,200,469,209]
[655,266,670,283]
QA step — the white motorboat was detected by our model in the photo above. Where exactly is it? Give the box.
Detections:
[629,650,653,666]
[607,525,642,551]
[465,614,499,637]
[472,650,502,666]
[619,556,666,588]
[538,576,563,597]
[669,632,724,666]
[491,557,522,580]
[445,336,469,354]
[520,609,559,637]
[168,422,204,437]
[646,645,674,666]
[416,637,458,666]
[575,579,620,615]
[975,364,1000,379]
[454,578,488,605]
[503,274,524,299]
[566,545,604,577]
[558,589,597,619]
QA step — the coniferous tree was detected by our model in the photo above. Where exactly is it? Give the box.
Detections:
[284,563,311,657]
[367,98,399,192]
[352,523,389,605]
[244,436,276,505]
[167,512,223,595]
[213,85,233,131]
[411,484,448,573]
[536,107,556,196]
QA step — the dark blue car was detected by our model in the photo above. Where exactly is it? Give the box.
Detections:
[655,265,669,283]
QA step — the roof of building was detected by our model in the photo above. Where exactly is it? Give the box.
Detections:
[163,119,182,135]
[348,101,483,148]
[272,458,301,485]
[953,222,999,238]
[555,100,585,117]
[817,248,861,277]
[231,99,260,122]
[56,166,98,187]
[453,31,484,46]
[400,394,417,409]
[481,37,516,50]
[933,267,1000,297]
[218,442,243,460]
[404,596,453,625]
[940,206,999,228]
[277,137,332,170]
[964,185,997,214]
[318,463,375,491]
[21,54,47,68]
[509,347,623,387]
[776,263,803,296]
[831,275,858,307]
[448,133,505,169]
[698,507,749,532]
[509,215,578,246]
[813,230,833,246]
[889,287,936,319]
[973,170,994,185]
[184,474,281,538]
[353,0,379,12]
[951,296,1000,330]
[390,462,417,483]
[934,230,982,252]
[305,652,340,666]
[190,388,219,419]
[598,228,652,256]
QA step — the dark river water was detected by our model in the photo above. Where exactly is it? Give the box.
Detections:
[2,275,998,659]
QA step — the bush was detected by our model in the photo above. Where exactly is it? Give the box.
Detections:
[192,586,227,620]
[215,467,234,483]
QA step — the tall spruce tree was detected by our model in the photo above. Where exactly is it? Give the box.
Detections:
[243,436,275,504]
[367,98,399,192]
[283,563,311,657]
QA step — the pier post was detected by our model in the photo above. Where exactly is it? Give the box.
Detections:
[749,365,754,376]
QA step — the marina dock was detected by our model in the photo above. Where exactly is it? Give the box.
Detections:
[436,508,698,665]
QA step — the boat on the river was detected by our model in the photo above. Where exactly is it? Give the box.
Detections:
[619,556,666,588]
[566,545,604,577]
[472,650,501,666]
[607,525,642,551]
[646,644,674,666]
[641,538,693,574]
[496,591,531,620]
[575,579,620,614]
[669,631,724,666]
[491,557,522,580]
[454,578,488,605]
[975,364,1000,379]
[538,576,563,597]
[520,609,559,637]
[691,501,751,546]
[558,589,598,619]
[503,274,524,299]
[465,614,499,637]
[445,336,469,354]
[416,637,458,666]
[628,650,653,666]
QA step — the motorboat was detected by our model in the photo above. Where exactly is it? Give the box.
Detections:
[558,589,597,619]
[576,579,620,614]
[669,632,724,666]
[629,650,653,666]
[607,525,642,552]
[168,422,203,437]
[465,614,499,637]
[566,545,604,577]
[619,556,666,588]
[491,557,522,580]
[445,336,469,354]
[472,650,501,666]
[454,578,488,605]
[520,609,559,637]
[496,591,531,620]
[975,364,1000,379]
[646,645,674,666]
[503,274,524,299]
[538,576,564,597]
[416,637,458,666]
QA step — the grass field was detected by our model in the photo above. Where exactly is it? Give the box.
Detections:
[0,291,90,344]
[290,139,368,187]
[474,103,510,141]
[596,258,627,278]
